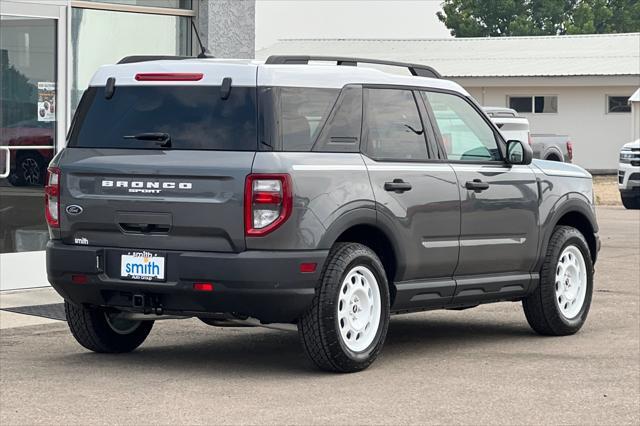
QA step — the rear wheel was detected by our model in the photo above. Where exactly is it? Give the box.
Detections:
[298,243,390,373]
[522,226,593,335]
[65,301,153,353]
[621,193,640,209]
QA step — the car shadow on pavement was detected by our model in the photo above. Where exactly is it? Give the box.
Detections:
[383,315,534,359]
[51,315,534,376]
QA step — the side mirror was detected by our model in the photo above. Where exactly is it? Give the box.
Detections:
[506,140,533,165]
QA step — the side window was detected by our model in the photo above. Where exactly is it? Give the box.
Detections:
[279,87,339,151]
[423,91,501,162]
[364,88,428,161]
[314,86,362,153]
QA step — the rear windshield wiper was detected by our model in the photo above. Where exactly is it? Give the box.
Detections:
[123,132,171,148]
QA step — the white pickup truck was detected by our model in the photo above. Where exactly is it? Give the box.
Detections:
[483,107,573,162]
[618,139,640,209]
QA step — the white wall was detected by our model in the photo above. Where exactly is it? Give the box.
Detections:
[632,100,640,141]
[464,85,638,171]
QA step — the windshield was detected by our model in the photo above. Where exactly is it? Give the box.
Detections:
[68,85,257,151]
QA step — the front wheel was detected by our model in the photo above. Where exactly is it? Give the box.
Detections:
[65,301,153,353]
[298,243,390,373]
[522,226,593,335]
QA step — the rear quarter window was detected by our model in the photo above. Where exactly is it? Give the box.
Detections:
[68,85,257,151]
[277,87,339,152]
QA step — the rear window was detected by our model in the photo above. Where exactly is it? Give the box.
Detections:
[68,85,257,151]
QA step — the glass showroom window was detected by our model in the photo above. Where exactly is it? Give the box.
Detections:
[0,16,57,255]
[607,96,631,114]
[508,95,558,114]
[70,7,191,113]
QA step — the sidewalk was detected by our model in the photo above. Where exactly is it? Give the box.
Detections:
[0,287,63,329]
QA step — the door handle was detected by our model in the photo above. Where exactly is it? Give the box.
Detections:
[384,179,412,193]
[465,179,490,191]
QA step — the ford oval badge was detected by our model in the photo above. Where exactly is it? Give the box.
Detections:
[66,205,83,215]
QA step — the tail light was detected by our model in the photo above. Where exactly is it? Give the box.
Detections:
[44,167,60,228]
[566,140,573,161]
[528,133,533,146]
[244,174,292,236]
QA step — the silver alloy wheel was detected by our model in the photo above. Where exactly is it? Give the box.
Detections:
[337,265,381,352]
[555,245,588,319]
[21,158,40,185]
[104,312,141,335]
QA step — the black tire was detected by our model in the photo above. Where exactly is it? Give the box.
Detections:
[298,242,390,373]
[621,194,640,209]
[8,152,46,187]
[65,301,153,353]
[522,226,594,336]
[545,154,562,162]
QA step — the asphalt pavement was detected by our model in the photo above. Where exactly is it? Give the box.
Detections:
[1,206,638,425]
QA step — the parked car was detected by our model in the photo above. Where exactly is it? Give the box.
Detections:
[483,107,573,162]
[0,119,54,186]
[47,56,599,372]
[618,139,640,209]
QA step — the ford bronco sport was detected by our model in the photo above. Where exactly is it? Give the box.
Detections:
[46,56,599,372]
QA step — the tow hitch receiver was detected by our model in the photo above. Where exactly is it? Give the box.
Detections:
[132,294,144,308]
[131,294,164,315]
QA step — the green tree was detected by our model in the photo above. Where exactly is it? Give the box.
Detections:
[437,0,640,37]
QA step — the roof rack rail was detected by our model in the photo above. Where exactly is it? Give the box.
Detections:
[264,55,441,79]
[117,55,195,65]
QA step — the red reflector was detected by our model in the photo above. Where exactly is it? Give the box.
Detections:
[135,73,203,81]
[71,274,88,284]
[253,192,282,204]
[300,263,317,273]
[193,282,214,292]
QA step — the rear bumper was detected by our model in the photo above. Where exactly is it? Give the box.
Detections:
[46,241,327,323]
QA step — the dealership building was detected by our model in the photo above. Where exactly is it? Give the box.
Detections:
[258,33,640,172]
[0,0,255,290]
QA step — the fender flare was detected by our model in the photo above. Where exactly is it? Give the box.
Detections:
[318,207,407,280]
[534,194,598,272]
[543,147,564,161]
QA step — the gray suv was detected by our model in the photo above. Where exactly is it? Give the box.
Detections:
[46,56,600,372]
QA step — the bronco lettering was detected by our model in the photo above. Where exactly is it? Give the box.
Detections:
[101,179,193,193]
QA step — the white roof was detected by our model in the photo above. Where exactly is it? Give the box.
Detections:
[90,60,259,87]
[256,33,640,78]
[89,58,469,94]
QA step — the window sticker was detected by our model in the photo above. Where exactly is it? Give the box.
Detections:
[37,82,56,122]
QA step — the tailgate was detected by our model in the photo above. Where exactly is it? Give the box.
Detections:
[58,148,254,252]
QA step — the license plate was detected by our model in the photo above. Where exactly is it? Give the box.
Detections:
[120,252,165,282]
